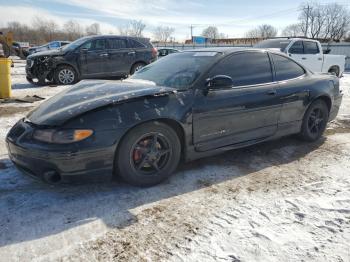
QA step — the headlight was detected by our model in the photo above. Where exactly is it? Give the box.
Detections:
[27,59,34,68]
[33,129,93,144]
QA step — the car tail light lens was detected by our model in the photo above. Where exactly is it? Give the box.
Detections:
[152,47,158,58]
[33,129,93,144]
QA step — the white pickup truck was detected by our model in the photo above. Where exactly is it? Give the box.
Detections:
[255,38,346,77]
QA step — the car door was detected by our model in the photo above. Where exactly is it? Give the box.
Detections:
[302,41,323,72]
[78,39,108,76]
[269,53,310,127]
[105,38,134,75]
[192,51,282,152]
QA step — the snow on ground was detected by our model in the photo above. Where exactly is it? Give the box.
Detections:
[0,62,350,262]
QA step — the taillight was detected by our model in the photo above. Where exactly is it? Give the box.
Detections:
[152,47,158,58]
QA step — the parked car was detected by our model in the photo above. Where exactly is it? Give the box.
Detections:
[28,41,70,55]
[7,48,342,186]
[158,48,180,57]
[254,38,346,77]
[26,35,158,85]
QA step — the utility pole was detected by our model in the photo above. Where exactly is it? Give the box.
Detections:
[304,4,310,37]
[190,25,195,42]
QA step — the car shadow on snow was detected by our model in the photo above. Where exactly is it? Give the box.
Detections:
[0,135,326,248]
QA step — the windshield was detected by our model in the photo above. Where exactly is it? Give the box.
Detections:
[129,51,220,89]
[254,39,291,51]
[61,37,91,51]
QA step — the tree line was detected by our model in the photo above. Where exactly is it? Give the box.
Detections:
[202,2,350,42]
[0,17,176,45]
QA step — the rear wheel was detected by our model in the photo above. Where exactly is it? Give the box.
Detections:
[328,66,340,77]
[299,100,329,141]
[116,121,181,187]
[130,62,146,75]
[54,65,78,85]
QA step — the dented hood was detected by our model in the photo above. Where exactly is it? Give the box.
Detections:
[27,79,175,126]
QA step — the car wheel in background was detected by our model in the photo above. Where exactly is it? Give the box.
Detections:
[299,99,329,142]
[328,66,340,77]
[116,121,181,187]
[130,62,146,75]
[54,65,78,85]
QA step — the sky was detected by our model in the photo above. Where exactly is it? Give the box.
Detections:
[0,0,349,41]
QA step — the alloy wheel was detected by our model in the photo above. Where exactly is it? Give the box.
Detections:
[307,108,324,135]
[130,132,172,175]
[58,69,75,84]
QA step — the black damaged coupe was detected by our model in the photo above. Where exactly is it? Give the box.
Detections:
[6,48,343,186]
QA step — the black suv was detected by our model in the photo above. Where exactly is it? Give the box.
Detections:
[26,35,158,85]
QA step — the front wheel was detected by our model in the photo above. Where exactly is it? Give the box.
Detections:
[116,121,181,187]
[54,65,78,85]
[26,76,46,86]
[299,100,329,142]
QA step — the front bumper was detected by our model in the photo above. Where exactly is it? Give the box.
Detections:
[6,119,115,180]
[329,93,343,121]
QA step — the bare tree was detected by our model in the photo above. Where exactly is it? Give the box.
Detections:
[120,20,146,37]
[64,20,84,41]
[85,23,101,35]
[153,26,175,42]
[282,23,303,37]
[322,3,350,41]
[201,26,219,39]
[299,2,350,41]
[32,16,60,42]
[245,24,277,38]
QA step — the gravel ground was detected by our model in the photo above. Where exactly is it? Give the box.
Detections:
[0,62,349,262]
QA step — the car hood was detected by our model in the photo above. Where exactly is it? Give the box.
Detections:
[28,49,65,58]
[27,79,176,126]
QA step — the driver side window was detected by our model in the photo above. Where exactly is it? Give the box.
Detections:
[289,41,304,54]
[80,39,106,51]
[209,52,273,87]
[80,41,92,50]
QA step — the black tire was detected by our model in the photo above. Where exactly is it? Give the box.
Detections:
[26,76,46,86]
[116,121,181,187]
[130,62,146,75]
[328,66,340,77]
[299,100,329,142]
[54,65,78,85]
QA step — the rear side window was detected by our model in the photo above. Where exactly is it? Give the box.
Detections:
[130,40,146,48]
[289,41,304,54]
[303,41,319,54]
[107,38,127,49]
[209,52,273,86]
[271,54,305,81]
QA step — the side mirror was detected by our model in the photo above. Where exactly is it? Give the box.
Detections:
[207,75,233,90]
[323,49,331,54]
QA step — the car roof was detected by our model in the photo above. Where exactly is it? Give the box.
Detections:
[183,47,271,55]
[159,48,178,50]
[84,35,150,41]
[263,37,319,43]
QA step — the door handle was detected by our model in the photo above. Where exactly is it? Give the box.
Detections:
[128,51,136,55]
[267,90,277,95]
[301,57,307,60]
[318,58,323,61]
[99,53,109,57]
